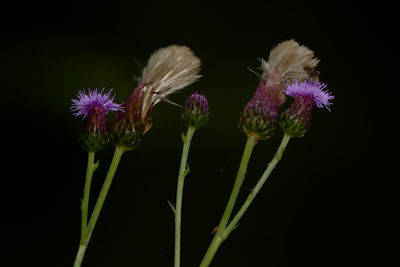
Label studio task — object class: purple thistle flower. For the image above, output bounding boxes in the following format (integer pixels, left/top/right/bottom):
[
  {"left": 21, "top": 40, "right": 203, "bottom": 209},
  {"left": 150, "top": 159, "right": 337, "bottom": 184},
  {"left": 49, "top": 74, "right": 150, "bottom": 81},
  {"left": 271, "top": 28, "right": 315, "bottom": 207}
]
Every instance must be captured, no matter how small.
[
  {"left": 184, "top": 92, "right": 210, "bottom": 115},
  {"left": 71, "top": 88, "right": 122, "bottom": 119},
  {"left": 182, "top": 92, "right": 210, "bottom": 128},
  {"left": 280, "top": 79, "right": 334, "bottom": 137},
  {"left": 71, "top": 88, "right": 122, "bottom": 152},
  {"left": 284, "top": 79, "right": 334, "bottom": 111}
]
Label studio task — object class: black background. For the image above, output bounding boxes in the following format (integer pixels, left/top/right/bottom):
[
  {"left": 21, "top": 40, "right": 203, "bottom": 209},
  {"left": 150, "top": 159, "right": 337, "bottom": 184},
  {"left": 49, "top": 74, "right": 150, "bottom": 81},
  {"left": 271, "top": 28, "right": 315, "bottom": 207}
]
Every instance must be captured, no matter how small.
[{"left": 1, "top": 0, "right": 394, "bottom": 266}]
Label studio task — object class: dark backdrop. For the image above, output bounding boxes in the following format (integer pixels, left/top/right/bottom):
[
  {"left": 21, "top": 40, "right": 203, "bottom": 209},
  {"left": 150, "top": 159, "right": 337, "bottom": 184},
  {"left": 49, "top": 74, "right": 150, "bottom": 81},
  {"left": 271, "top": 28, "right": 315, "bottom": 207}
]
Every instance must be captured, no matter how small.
[{"left": 1, "top": 0, "right": 394, "bottom": 266}]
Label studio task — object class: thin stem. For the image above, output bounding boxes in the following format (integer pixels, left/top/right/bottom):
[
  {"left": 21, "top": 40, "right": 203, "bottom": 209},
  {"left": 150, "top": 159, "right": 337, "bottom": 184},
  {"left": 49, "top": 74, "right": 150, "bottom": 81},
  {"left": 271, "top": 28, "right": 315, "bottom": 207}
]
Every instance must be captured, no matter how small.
[
  {"left": 217, "top": 135, "right": 258, "bottom": 231},
  {"left": 199, "top": 136, "right": 257, "bottom": 267},
  {"left": 73, "top": 146, "right": 125, "bottom": 267},
  {"left": 85, "top": 146, "right": 125, "bottom": 242},
  {"left": 73, "top": 244, "right": 87, "bottom": 267},
  {"left": 174, "top": 126, "right": 196, "bottom": 267},
  {"left": 225, "top": 134, "right": 291, "bottom": 236},
  {"left": 81, "top": 152, "right": 97, "bottom": 238},
  {"left": 199, "top": 135, "right": 291, "bottom": 267}
]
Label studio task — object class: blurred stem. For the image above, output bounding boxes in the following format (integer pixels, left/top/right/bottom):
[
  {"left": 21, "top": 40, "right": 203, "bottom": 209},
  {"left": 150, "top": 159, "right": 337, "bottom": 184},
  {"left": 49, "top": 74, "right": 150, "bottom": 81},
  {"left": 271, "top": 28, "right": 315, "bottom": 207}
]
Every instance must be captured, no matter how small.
[
  {"left": 73, "top": 146, "right": 125, "bottom": 267},
  {"left": 175, "top": 126, "right": 196, "bottom": 267},
  {"left": 199, "top": 135, "right": 257, "bottom": 267},
  {"left": 81, "top": 152, "right": 98, "bottom": 238}
]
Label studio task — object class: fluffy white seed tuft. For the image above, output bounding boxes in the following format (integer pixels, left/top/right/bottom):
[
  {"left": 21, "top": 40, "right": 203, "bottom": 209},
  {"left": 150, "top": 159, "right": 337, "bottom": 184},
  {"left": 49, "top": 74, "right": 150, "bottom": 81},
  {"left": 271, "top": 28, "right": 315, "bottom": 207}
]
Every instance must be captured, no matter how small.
[
  {"left": 138, "top": 45, "right": 201, "bottom": 117},
  {"left": 261, "top": 39, "right": 319, "bottom": 83}
]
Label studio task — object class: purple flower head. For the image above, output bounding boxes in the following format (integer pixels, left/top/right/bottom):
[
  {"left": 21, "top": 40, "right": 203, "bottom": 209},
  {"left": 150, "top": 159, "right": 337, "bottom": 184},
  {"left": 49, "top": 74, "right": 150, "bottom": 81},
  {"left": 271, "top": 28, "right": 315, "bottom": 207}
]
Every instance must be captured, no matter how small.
[
  {"left": 280, "top": 79, "right": 334, "bottom": 137},
  {"left": 243, "top": 81, "right": 280, "bottom": 117},
  {"left": 182, "top": 92, "right": 210, "bottom": 128},
  {"left": 184, "top": 92, "right": 210, "bottom": 115},
  {"left": 71, "top": 88, "right": 122, "bottom": 119},
  {"left": 239, "top": 81, "right": 281, "bottom": 140},
  {"left": 71, "top": 88, "right": 122, "bottom": 152},
  {"left": 284, "top": 79, "right": 334, "bottom": 111}
]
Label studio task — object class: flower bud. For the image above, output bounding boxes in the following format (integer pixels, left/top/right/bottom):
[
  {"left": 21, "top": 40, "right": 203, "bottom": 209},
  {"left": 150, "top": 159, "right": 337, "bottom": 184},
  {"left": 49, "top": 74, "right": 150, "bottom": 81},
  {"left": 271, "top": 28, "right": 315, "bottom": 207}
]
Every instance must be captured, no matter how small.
[
  {"left": 71, "top": 88, "right": 122, "bottom": 152},
  {"left": 280, "top": 79, "right": 333, "bottom": 137},
  {"left": 239, "top": 81, "right": 280, "bottom": 140},
  {"left": 182, "top": 92, "right": 210, "bottom": 128}
]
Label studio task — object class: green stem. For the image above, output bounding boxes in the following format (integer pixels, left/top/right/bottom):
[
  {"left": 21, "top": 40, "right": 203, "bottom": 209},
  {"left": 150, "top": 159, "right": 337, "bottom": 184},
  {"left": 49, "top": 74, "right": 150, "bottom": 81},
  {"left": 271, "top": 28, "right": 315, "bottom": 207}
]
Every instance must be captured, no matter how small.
[
  {"left": 199, "top": 136, "right": 257, "bottom": 267},
  {"left": 73, "top": 244, "right": 87, "bottom": 267},
  {"left": 81, "top": 152, "right": 97, "bottom": 238},
  {"left": 73, "top": 146, "right": 125, "bottom": 267},
  {"left": 174, "top": 126, "right": 196, "bottom": 267},
  {"left": 224, "top": 134, "right": 291, "bottom": 237}
]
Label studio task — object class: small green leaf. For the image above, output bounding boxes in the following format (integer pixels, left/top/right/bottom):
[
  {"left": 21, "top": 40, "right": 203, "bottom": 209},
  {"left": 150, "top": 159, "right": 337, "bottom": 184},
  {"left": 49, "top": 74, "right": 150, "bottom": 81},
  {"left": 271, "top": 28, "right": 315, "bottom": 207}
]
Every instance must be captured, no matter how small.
[
  {"left": 247, "top": 188, "right": 254, "bottom": 200},
  {"left": 167, "top": 200, "right": 176, "bottom": 215},
  {"left": 93, "top": 160, "right": 100, "bottom": 171},
  {"left": 181, "top": 132, "right": 187, "bottom": 144},
  {"left": 183, "top": 164, "right": 190, "bottom": 177}
]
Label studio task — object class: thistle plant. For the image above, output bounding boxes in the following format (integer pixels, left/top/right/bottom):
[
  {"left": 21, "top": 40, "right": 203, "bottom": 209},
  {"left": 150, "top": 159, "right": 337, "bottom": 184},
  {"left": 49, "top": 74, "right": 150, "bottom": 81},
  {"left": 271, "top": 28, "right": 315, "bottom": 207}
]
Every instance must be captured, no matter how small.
[
  {"left": 211, "top": 78, "right": 333, "bottom": 266},
  {"left": 71, "top": 45, "right": 201, "bottom": 267},
  {"left": 69, "top": 40, "right": 334, "bottom": 267},
  {"left": 70, "top": 88, "right": 122, "bottom": 267},
  {"left": 172, "top": 92, "right": 210, "bottom": 267},
  {"left": 200, "top": 39, "right": 328, "bottom": 266}
]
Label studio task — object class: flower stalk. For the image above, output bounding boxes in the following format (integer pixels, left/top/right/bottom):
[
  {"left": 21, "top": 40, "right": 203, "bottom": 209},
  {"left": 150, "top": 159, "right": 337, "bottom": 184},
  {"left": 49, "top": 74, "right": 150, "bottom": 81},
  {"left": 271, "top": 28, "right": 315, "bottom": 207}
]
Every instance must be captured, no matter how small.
[
  {"left": 199, "top": 135, "right": 290, "bottom": 267},
  {"left": 71, "top": 45, "right": 202, "bottom": 267},
  {"left": 199, "top": 135, "right": 257, "bottom": 267},
  {"left": 81, "top": 152, "right": 98, "bottom": 238},
  {"left": 200, "top": 39, "right": 322, "bottom": 266},
  {"left": 73, "top": 146, "right": 125, "bottom": 267},
  {"left": 174, "top": 92, "right": 209, "bottom": 267},
  {"left": 174, "top": 126, "right": 196, "bottom": 267},
  {"left": 225, "top": 134, "right": 291, "bottom": 236}
]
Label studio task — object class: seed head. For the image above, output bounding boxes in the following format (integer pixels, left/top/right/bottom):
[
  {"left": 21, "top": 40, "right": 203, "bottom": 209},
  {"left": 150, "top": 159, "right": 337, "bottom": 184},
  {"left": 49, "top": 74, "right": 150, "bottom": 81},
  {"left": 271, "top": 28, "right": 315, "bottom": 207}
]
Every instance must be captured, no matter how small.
[
  {"left": 138, "top": 45, "right": 201, "bottom": 120},
  {"left": 112, "top": 45, "right": 201, "bottom": 150},
  {"left": 261, "top": 39, "right": 320, "bottom": 84}
]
